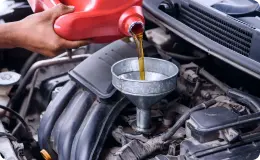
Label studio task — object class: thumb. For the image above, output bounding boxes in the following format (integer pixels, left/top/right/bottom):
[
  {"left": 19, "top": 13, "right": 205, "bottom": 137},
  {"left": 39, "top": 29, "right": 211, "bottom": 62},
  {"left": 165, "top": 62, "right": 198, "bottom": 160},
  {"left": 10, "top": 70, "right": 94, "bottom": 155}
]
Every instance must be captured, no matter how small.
[{"left": 51, "top": 4, "right": 75, "bottom": 19}]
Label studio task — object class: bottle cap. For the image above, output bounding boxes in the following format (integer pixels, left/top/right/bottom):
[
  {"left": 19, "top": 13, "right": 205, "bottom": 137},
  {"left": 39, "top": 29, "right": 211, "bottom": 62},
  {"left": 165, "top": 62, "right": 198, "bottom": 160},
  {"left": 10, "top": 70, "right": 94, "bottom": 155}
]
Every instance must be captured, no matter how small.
[
  {"left": 0, "top": 71, "right": 21, "bottom": 86},
  {"left": 40, "top": 150, "right": 52, "bottom": 160}
]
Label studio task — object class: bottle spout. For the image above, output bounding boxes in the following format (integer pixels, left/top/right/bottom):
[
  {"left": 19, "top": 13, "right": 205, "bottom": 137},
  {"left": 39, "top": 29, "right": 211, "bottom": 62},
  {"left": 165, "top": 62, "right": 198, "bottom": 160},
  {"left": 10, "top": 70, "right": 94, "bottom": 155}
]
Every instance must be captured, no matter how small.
[
  {"left": 119, "top": 6, "right": 145, "bottom": 36},
  {"left": 129, "top": 20, "right": 144, "bottom": 35}
]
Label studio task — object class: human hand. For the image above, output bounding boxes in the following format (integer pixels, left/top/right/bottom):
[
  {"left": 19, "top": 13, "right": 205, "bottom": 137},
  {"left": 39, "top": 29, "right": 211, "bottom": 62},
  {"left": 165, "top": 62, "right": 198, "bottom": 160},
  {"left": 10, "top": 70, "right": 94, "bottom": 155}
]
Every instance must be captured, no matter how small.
[{"left": 13, "top": 4, "right": 89, "bottom": 57}]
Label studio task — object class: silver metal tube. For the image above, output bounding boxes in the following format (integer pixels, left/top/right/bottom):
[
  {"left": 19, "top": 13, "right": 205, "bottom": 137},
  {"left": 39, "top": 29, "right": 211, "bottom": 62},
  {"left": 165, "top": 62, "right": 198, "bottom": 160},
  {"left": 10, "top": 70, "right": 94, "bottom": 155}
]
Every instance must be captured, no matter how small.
[
  {"left": 8, "top": 54, "right": 91, "bottom": 109},
  {"left": 136, "top": 108, "right": 151, "bottom": 129},
  {"left": 27, "top": 54, "right": 90, "bottom": 77}
]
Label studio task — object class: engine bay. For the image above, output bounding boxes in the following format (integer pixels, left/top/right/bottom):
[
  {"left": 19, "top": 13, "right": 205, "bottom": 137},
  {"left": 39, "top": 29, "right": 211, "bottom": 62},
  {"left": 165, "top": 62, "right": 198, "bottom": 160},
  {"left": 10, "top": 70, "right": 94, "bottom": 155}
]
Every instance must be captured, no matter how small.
[{"left": 1, "top": 0, "right": 260, "bottom": 160}]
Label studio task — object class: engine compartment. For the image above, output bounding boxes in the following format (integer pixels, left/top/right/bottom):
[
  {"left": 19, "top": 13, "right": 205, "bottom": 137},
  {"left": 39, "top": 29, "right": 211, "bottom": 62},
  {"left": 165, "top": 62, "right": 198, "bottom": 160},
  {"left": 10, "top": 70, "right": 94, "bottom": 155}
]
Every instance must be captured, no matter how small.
[
  {"left": 1, "top": 32, "right": 260, "bottom": 160},
  {"left": 1, "top": 1, "right": 260, "bottom": 160}
]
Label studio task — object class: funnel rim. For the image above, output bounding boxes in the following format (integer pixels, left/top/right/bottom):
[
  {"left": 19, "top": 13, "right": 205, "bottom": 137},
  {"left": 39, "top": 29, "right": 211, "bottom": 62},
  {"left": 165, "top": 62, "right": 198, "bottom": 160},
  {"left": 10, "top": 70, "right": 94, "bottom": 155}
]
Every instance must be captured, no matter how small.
[
  {"left": 111, "top": 57, "right": 179, "bottom": 83},
  {"left": 113, "top": 86, "right": 175, "bottom": 97}
]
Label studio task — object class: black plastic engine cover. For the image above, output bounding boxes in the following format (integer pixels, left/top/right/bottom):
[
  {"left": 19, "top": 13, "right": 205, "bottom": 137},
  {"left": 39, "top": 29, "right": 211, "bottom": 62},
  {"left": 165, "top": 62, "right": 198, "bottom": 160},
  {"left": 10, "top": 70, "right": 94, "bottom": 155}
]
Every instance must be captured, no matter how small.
[
  {"left": 181, "top": 139, "right": 260, "bottom": 160},
  {"left": 143, "top": 0, "right": 260, "bottom": 79},
  {"left": 51, "top": 90, "right": 96, "bottom": 160},
  {"left": 69, "top": 40, "right": 137, "bottom": 99},
  {"left": 71, "top": 96, "right": 129, "bottom": 160},
  {"left": 187, "top": 107, "right": 239, "bottom": 143},
  {"left": 39, "top": 40, "right": 139, "bottom": 160},
  {"left": 190, "top": 107, "right": 238, "bottom": 130}
]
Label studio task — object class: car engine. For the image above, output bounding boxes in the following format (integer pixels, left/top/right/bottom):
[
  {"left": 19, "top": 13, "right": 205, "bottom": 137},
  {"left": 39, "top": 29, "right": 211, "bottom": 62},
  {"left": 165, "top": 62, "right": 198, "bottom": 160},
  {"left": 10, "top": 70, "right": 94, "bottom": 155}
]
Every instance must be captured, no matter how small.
[{"left": 1, "top": 0, "right": 260, "bottom": 160}]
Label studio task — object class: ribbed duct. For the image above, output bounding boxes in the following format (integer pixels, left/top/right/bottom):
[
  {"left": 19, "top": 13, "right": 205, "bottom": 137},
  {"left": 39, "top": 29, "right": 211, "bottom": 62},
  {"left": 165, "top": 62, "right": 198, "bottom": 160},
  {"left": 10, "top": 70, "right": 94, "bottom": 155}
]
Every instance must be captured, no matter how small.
[{"left": 179, "top": 5, "right": 253, "bottom": 57}]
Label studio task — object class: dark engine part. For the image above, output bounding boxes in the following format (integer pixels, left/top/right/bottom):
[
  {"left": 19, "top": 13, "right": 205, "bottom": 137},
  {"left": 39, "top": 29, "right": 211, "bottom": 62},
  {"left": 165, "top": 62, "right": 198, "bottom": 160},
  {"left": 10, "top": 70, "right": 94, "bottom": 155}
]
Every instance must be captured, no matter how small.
[
  {"left": 143, "top": 0, "right": 260, "bottom": 79},
  {"left": 211, "top": 0, "right": 259, "bottom": 16},
  {"left": 187, "top": 107, "right": 239, "bottom": 143},
  {"left": 36, "top": 39, "right": 260, "bottom": 160},
  {"left": 188, "top": 110, "right": 260, "bottom": 136},
  {"left": 51, "top": 89, "right": 96, "bottom": 160},
  {"left": 38, "top": 81, "right": 77, "bottom": 160},
  {"left": 181, "top": 138, "right": 260, "bottom": 160},
  {"left": 144, "top": 100, "right": 260, "bottom": 159},
  {"left": 100, "top": 57, "right": 260, "bottom": 160},
  {"left": 174, "top": 0, "right": 260, "bottom": 61},
  {"left": 181, "top": 137, "right": 260, "bottom": 160},
  {"left": 38, "top": 40, "right": 138, "bottom": 160},
  {"left": 3, "top": 0, "right": 260, "bottom": 159},
  {"left": 0, "top": 120, "right": 24, "bottom": 160},
  {"left": 177, "top": 68, "right": 260, "bottom": 160},
  {"left": 40, "top": 74, "right": 70, "bottom": 107},
  {"left": 71, "top": 96, "right": 129, "bottom": 160},
  {"left": 69, "top": 41, "right": 137, "bottom": 99},
  {"left": 0, "top": 0, "right": 32, "bottom": 22}
]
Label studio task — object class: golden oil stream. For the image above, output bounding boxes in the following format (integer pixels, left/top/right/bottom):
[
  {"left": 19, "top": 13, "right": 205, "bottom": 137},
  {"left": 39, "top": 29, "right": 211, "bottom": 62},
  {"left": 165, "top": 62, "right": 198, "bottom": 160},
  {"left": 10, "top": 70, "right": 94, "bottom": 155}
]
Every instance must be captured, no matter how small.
[{"left": 132, "top": 32, "right": 145, "bottom": 80}]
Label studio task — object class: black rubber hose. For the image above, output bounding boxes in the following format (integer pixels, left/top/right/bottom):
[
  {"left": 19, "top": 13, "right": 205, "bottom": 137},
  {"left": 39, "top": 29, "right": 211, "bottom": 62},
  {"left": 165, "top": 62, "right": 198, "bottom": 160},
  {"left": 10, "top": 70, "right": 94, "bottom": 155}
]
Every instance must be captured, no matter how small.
[
  {"left": 0, "top": 132, "right": 17, "bottom": 141},
  {"left": 199, "top": 68, "right": 230, "bottom": 93},
  {"left": 12, "top": 69, "right": 40, "bottom": 136},
  {"left": 0, "top": 105, "right": 30, "bottom": 134},
  {"left": 20, "top": 53, "right": 40, "bottom": 77},
  {"left": 156, "top": 47, "right": 207, "bottom": 61},
  {"left": 166, "top": 102, "right": 190, "bottom": 115},
  {"left": 227, "top": 89, "right": 260, "bottom": 113},
  {"left": 199, "top": 68, "right": 260, "bottom": 113},
  {"left": 20, "top": 69, "right": 39, "bottom": 118},
  {"left": 164, "top": 102, "right": 190, "bottom": 127},
  {"left": 162, "top": 99, "right": 217, "bottom": 141}
]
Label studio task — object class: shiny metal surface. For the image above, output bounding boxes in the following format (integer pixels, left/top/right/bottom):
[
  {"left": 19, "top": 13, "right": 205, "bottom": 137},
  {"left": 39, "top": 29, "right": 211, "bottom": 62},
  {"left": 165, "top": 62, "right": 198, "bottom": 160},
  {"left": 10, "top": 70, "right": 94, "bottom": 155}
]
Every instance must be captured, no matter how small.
[
  {"left": 111, "top": 57, "right": 178, "bottom": 133},
  {"left": 112, "top": 57, "right": 178, "bottom": 96},
  {"left": 137, "top": 108, "right": 151, "bottom": 129}
]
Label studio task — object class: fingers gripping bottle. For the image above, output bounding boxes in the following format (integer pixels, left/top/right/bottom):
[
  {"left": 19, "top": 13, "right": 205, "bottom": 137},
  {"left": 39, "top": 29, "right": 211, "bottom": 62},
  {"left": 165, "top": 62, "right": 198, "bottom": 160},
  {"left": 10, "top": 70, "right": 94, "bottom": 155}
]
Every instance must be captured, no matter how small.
[{"left": 27, "top": 0, "right": 145, "bottom": 43}]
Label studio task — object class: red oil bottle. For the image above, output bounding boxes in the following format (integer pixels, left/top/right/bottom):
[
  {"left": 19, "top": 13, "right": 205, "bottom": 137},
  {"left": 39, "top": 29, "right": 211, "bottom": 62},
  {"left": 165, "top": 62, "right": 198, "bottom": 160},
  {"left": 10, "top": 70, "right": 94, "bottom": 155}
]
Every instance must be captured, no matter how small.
[{"left": 27, "top": 0, "right": 144, "bottom": 43}]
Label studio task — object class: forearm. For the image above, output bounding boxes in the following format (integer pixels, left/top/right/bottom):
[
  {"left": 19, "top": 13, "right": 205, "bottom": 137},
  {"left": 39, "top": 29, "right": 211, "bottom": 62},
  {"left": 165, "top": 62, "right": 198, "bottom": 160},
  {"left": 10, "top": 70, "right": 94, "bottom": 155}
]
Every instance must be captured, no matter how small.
[
  {"left": 0, "top": 22, "right": 19, "bottom": 48},
  {"left": 0, "top": 4, "right": 88, "bottom": 56}
]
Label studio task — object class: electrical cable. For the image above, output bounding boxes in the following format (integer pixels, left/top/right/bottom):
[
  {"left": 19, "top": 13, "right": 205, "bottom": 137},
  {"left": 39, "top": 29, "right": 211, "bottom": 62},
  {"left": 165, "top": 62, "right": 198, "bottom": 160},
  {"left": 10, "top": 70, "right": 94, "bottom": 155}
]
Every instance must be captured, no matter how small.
[
  {"left": 12, "top": 69, "right": 39, "bottom": 136},
  {"left": 0, "top": 132, "right": 17, "bottom": 141},
  {"left": 162, "top": 99, "right": 217, "bottom": 141},
  {"left": 199, "top": 68, "right": 260, "bottom": 112},
  {"left": 21, "top": 69, "right": 39, "bottom": 118},
  {"left": 20, "top": 53, "right": 41, "bottom": 77},
  {"left": 0, "top": 105, "right": 30, "bottom": 135}
]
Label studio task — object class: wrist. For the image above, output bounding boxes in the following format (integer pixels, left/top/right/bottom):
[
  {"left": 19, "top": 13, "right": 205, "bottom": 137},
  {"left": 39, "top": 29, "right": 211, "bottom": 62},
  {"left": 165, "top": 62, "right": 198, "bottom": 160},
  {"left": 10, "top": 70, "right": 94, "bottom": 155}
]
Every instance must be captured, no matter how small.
[
  {"left": 5, "top": 21, "right": 25, "bottom": 48},
  {"left": 0, "top": 22, "right": 18, "bottom": 48}
]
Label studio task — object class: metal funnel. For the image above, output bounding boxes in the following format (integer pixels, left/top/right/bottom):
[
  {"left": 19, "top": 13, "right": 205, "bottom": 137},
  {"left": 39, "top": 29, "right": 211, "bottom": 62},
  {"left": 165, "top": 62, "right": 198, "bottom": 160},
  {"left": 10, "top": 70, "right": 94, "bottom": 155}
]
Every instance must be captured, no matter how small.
[{"left": 111, "top": 57, "right": 178, "bottom": 133}]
